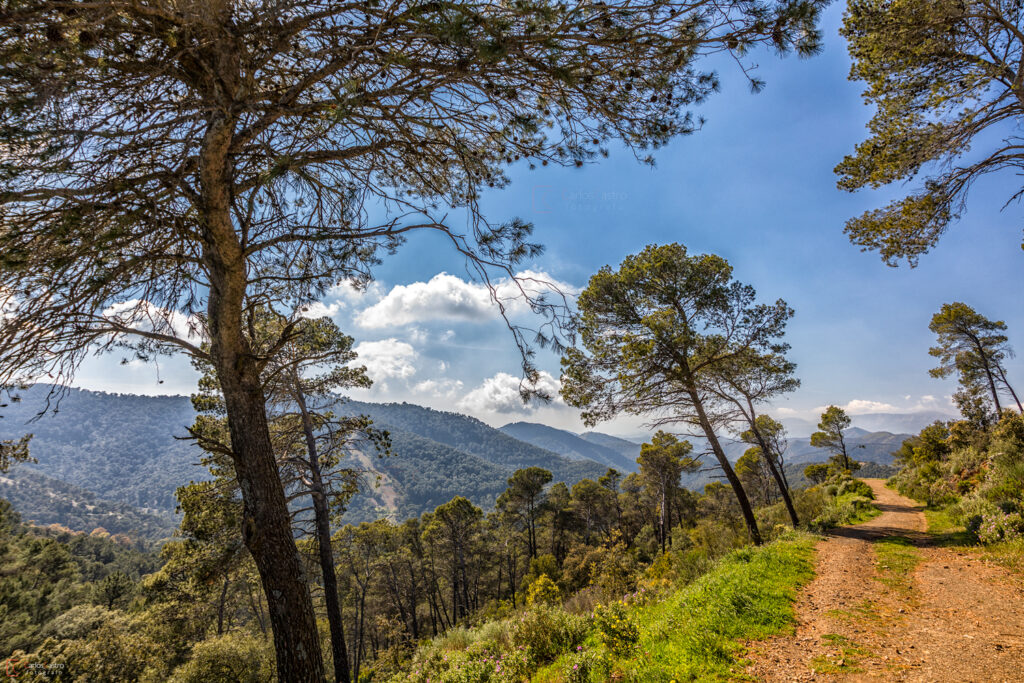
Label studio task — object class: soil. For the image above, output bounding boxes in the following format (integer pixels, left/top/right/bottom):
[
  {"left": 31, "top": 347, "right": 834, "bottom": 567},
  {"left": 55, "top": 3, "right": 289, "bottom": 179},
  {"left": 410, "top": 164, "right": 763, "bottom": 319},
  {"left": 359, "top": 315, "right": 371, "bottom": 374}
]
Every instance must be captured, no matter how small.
[{"left": 745, "top": 479, "right": 1024, "bottom": 682}]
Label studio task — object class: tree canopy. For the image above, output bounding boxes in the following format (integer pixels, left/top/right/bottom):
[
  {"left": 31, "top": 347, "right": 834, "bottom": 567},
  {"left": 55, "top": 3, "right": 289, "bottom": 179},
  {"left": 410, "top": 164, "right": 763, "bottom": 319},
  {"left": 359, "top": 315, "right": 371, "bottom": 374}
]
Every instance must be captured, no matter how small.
[
  {"left": 0, "top": 3, "right": 827, "bottom": 676},
  {"left": 929, "top": 302, "right": 1023, "bottom": 418},
  {"left": 837, "top": 0, "right": 1024, "bottom": 265},
  {"left": 810, "top": 405, "right": 856, "bottom": 472},
  {"left": 560, "top": 243, "right": 795, "bottom": 545}
]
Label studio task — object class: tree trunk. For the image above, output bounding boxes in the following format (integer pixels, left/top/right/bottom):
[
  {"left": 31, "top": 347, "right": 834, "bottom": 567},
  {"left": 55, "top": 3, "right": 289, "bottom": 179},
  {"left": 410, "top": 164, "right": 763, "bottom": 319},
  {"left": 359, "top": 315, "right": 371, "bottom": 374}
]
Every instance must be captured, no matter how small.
[
  {"left": 996, "top": 366, "right": 1024, "bottom": 413},
  {"left": 294, "top": 378, "right": 351, "bottom": 683},
  {"left": 202, "top": 112, "right": 324, "bottom": 681},
  {"left": 746, "top": 420, "right": 799, "bottom": 527},
  {"left": 219, "top": 375, "right": 326, "bottom": 681},
  {"left": 764, "top": 458, "right": 799, "bottom": 526},
  {"left": 687, "top": 389, "right": 762, "bottom": 545},
  {"left": 217, "top": 574, "right": 230, "bottom": 636}
]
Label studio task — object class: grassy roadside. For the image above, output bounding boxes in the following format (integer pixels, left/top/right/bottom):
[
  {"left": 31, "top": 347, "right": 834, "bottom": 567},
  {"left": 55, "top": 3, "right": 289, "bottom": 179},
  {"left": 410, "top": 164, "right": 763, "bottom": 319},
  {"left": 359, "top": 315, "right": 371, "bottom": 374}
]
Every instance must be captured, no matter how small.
[
  {"left": 923, "top": 506, "right": 1024, "bottom": 575},
  {"left": 810, "top": 488, "right": 881, "bottom": 531},
  {"left": 391, "top": 532, "right": 820, "bottom": 683},
  {"left": 537, "top": 532, "right": 818, "bottom": 682}
]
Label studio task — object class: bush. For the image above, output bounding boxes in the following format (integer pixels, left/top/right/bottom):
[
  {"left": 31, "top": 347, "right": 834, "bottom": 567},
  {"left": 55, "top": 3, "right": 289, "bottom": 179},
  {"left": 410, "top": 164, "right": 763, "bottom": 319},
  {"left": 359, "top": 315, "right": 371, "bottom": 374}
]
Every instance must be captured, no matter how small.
[
  {"left": 508, "top": 607, "right": 588, "bottom": 664},
  {"left": 837, "top": 478, "right": 874, "bottom": 499},
  {"left": 561, "top": 648, "right": 598, "bottom": 683},
  {"left": 810, "top": 494, "right": 876, "bottom": 531},
  {"left": 593, "top": 601, "right": 639, "bottom": 656},
  {"left": 168, "top": 632, "right": 275, "bottom": 683},
  {"left": 526, "top": 575, "right": 561, "bottom": 607},
  {"left": 976, "top": 510, "right": 1024, "bottom": 544}
]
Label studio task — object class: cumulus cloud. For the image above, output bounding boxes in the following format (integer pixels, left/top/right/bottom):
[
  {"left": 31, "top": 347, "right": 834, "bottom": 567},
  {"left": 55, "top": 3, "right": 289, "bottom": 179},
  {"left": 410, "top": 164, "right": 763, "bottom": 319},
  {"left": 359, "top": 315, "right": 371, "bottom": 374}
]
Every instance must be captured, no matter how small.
[
  {"left": 352, "top": 338, "right": 417, "bottom": 381},
  {"left": 814, "top": 396, "right": 952, "bottom": 416},
  {"left": 457, "top": 370, "right": 562, "bottom": 414},
  {"left": 355, "top": 270, "right": 575, "bottom": 329},
  {"left": 412, "top": 378, "right": 464, "bottom": 399},
  {"left": 298, "top": 301, "right": 342, "bottom": 319}
]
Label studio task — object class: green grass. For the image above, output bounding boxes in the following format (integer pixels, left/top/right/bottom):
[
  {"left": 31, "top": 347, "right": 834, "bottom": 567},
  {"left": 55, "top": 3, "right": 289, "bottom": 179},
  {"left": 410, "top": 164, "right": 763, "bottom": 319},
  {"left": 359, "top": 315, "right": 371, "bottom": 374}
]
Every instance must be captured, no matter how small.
[
  {"left": 571, "top": 532, "right": 818, "bottom": 682},
  {"left": 923, "top": 507, "right": 974, "bottom": 547},
  {"left": 825, "top": 599, "right": 882, "bottom": 626},
  {"left": 809, "top": 634, "right": 872, "bottom": 674},
  {"left": 923, "top": 506, "right": 1024, "bottom": 575},
  {"left": 810, "top": 492, "right": 881, "bottom": 531},
  {"left": 873, "top": 537, "right": 920, "bottom": 595},
  {"left": 392, "top": 533, "right": 819, "bottom": 683}
]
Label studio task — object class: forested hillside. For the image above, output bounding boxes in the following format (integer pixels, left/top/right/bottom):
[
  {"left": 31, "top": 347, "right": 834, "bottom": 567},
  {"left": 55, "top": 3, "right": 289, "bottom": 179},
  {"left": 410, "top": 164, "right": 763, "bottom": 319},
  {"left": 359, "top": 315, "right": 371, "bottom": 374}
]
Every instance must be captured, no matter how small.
[
  {"left": 499, "top": 422, "right": 638, "bottom": 472},
  {"left": 0, "top": 387, "right": 612, "bottom": 533},
  {"left": 0, "top": 385, "right": 200, "bottom": 513},
  {"left": 0, "top": 468, "right": 176, "bottom": 542},
  {"left": 341, "top": 400, "right": 608, "bottom": 482}
]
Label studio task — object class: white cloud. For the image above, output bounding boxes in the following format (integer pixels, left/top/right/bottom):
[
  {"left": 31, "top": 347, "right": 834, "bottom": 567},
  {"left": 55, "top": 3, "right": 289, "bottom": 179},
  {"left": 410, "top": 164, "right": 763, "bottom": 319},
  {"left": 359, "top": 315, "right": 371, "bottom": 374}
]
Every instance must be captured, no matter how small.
[
  {"left": 457, "top": 370, "right": 563, "bottom": 414},
  {"left": 813, "top": 396, "right": 953, "bottom": 416},
  {"left": 355, "top": 271, "right": 575, "bottom": 329},
  {"left": 813, "top": 399, "right": 898, "bottom": 415},
  {"left": 298, "top": 301, "right": 342, "bottom": 319},
  {"left": 773, "top": 406, "right": 802, "bottom": 417},
  {"left": 352, "top": 339, "right": 417, "bottom": 381},
  {"left": 412, "top": 378, "right": 464, "bottom": 399}
]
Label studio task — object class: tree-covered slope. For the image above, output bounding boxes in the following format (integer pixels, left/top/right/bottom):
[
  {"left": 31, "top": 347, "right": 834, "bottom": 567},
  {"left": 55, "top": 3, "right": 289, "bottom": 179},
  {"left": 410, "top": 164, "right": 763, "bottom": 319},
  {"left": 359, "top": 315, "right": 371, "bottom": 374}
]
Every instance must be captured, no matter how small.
[
  {"left": 341, "top": 400, "right": 607, "bottom": 482},
  {"left": 0, "top": 387, "right": 610, "bottom": 533},
  {"left": 499, "top": 422, "right": 637, "bottom": 472},
  {"left": 579, "top": 431, "right": 644, "bottom": 463},
  {"left": 0, "top": 467, "right": 176, "bottom": 542},
  {"left": 0, "top": 385, "right": 202, "bottom": 513},
  {"left": 342, "top": 425, "right": 511, "bottom": 523}
]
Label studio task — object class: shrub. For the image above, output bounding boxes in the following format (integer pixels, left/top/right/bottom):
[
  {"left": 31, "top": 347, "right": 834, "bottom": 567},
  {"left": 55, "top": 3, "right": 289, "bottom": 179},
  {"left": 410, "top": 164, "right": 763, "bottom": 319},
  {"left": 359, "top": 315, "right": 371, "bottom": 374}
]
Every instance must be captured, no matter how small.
[
  {"left": 976, "top": 510, "right": 1024, "bottom": 544},
  {"left": 837, "top": 478, "right": 874, "bottom": 499},
  {"left": 810, "top": 494, "right": 876, "bottom": 531},
  {"left": 593, "top": 601, "right": 639, "bottom": 656},
  {"left": 508, "top": 607, "right": 588, "bottom": 664},
  {"left": 526, "top": 575, "right": 561, "bottom": 607},
  {"left": 562, "top": 648, "right": 598, "bottom": 683},
  {"left": 168, "top": 632, "right": 275, "bottom": 683}
]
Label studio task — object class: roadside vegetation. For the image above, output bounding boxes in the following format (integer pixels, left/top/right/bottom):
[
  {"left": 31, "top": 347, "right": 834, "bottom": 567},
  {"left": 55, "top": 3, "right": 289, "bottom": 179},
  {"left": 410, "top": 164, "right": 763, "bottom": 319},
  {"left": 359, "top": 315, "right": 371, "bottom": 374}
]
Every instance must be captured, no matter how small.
[
  {"left": 388, "top": 532, "right": 817, "bottom": 683},
  {"left": 886, "top": 303, "right": 1024, "bottom": 575}
]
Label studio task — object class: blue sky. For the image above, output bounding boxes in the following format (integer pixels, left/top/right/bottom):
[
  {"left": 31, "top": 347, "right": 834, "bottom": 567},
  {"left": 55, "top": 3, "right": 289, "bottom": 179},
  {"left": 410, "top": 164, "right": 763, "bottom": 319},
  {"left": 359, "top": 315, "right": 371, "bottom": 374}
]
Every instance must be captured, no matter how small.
[{"left": 73, "top": 4, "right": 1024, "bottom": 436}]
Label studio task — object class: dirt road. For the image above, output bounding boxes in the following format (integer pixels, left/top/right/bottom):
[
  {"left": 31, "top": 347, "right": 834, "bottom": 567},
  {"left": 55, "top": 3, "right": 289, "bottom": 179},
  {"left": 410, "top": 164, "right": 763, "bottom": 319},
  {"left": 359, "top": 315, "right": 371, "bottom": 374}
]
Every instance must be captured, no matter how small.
[{"left": 746, "top": 479, "right": 1024, "bottom": 682}]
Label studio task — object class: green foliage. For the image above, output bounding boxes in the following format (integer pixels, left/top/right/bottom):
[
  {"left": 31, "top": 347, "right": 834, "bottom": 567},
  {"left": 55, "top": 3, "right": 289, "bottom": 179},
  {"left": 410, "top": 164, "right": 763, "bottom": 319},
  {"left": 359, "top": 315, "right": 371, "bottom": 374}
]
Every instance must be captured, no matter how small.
[
  {"left": 928, "top": 302, "right": 1020, "bottom": 420},
  {"left": 0, "top": 386, "right": 201, "bottom": 515},
  {"left": 598, "top": 533, "right": 817, "bottom": 681},
  {"left": 810, "top": 406, "right": 857, "bottom": 472},
  {"left": 167, "top": 632, "right": 275, "bottom": 683},
  {"left": 837, "top": 0, "right": 1024, "bottom": 264},
  {"left": 509, "top": 607, "right": 589, "bottom": 664},
  {"left": 0, "top": 467, "right": 176, "bottom": 542},
  {"left": 807, "top": 474, "right": 879, "bottom": 531},
  {"left": 593, "top": 600, "right": 640, "bottom": 655},
  {"left": 525, "top": 575, "right": 561, "bottom": 607},
  {"left": 804, "top": 463, "right": 830, "bottom": 485}
]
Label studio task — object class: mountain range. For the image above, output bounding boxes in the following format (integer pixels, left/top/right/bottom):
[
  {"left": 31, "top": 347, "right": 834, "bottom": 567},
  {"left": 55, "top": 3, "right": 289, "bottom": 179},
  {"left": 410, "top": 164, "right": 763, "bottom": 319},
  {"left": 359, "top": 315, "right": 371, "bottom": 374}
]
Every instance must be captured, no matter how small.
[{"left": 0, "top": 386, "right": 919, "bottom": 541}]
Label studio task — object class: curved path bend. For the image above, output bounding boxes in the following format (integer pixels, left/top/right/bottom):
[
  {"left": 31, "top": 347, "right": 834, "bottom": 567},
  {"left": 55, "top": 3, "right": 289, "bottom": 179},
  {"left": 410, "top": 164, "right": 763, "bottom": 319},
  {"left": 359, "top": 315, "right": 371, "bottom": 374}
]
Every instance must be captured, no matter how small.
[{"left": 746, "top": 479, "right": 1024, "bottom": 682}]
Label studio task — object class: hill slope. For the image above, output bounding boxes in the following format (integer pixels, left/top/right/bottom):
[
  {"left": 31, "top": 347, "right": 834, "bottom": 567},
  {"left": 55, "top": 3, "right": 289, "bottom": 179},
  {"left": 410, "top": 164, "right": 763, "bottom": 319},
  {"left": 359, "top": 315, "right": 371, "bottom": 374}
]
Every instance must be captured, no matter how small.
[
  {"left": 0, "top": 387, "right": 610, "bottom": 531},
  {"left": 498, "top": 422, "right": 637, "bottom": 472},
  {"left": 0, "top": 385, "right": 201, "bottom": 512},
  {"left": 0, "top": 466, "right": 177, "bottom": 542},
  {"left": 340, "top": 400, "right": 607, "bottom": 484}
]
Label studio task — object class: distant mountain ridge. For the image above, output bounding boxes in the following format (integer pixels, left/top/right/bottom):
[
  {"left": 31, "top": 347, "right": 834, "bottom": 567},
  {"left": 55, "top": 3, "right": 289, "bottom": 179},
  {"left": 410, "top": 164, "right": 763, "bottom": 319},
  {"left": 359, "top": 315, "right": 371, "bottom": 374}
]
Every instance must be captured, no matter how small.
[
  {"left": 498, "top": 422, "right": 637, "bottom": 472},
  {"left": 0, "top": 387, "right": 608, "bottom": 534},
  {"left": 0, "top": 386, "right": 918, "bottom": 538}
]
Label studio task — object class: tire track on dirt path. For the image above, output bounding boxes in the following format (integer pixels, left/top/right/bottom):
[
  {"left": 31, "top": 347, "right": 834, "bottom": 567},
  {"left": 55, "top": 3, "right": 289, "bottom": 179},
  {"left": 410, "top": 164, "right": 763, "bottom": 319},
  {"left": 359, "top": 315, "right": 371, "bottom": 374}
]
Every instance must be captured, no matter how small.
[{"left": 745, "top": 479, "right": 1024, "bottom": 682}]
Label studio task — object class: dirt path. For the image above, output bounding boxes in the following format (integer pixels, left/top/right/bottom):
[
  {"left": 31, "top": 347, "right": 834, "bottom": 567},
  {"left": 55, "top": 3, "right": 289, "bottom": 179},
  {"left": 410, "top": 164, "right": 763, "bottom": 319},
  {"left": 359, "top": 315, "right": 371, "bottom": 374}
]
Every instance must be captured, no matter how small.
[{"left": 746, "top": 479, "right": 1024, "bottom": 682}]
